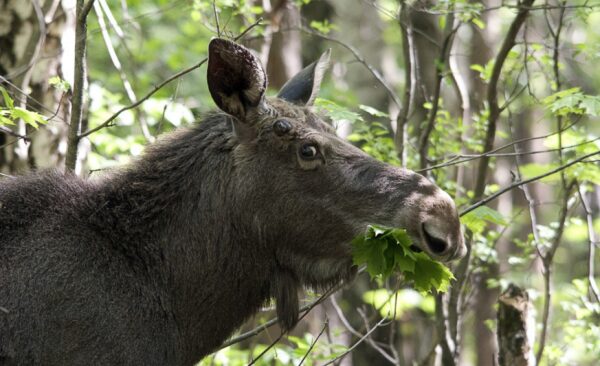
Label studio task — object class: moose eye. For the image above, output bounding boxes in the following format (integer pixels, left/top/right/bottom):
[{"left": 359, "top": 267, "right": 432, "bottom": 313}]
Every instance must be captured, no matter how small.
[
  {"left": 299, "top": 144, "right": 319, "bottom": 160},
  {"left": 273, "top": 120, "right": 292, "bottom": 136}
]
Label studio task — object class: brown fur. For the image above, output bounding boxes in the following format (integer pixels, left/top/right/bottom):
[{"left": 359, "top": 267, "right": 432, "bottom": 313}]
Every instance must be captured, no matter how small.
[{"left": 0, "top": 39, "right": 465, "bottom": 365}]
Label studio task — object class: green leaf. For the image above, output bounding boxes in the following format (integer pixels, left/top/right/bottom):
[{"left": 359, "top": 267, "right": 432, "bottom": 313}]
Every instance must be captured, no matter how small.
[
  {"left": 315, "top": 98, "right": 363, "bottom": 124},
  {"left": 461, "top": 206, "right": 508, "bottom": 234},
  {"left": 580, "top": 95, "right": 600, "bottom": 116},
  {"left": 359, "top": 104, "right": 389, "bottom": 118},
  {"left": 351, "top": 225, "right": 455, "bottom": 293},
  {"left": 0, "top": 115, "right": 15, "bottom": 126},
  {"left": 0, "top": 86, "right": 14, "bottom": 109},
  {"left": 11, "top": 107, "right": 46, "bottom": 128},
  {"left": 48, "top": 76, "right": 71, "bottom": 92}
]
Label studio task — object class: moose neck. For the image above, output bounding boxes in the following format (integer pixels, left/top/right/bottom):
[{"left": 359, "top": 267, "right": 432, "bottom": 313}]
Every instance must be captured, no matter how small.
[{"left": 94, "top": 114, "right": 274, "bottom": 362}]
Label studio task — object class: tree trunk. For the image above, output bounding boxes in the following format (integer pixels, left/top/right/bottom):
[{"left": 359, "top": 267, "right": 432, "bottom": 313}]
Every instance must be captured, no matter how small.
[
  {"left": 0, "top": 0, "right": 72, "bottom": 174},
  {"left": 497, "top": 284, "right": 535, "bottom": 366}
]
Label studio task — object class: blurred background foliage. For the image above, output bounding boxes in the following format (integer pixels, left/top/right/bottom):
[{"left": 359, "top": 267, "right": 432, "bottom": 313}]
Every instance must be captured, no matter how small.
[{"left": 1, "top": 0, "right": 599, "bottom": 365}]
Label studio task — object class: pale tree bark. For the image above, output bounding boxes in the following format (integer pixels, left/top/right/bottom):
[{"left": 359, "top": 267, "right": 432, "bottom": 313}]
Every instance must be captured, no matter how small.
[
  {"left": 0, "top": 0, "right": 74, "bottom": 174},
  {"left": 266, "top": 0, "right": 302, "bottom": 89}
]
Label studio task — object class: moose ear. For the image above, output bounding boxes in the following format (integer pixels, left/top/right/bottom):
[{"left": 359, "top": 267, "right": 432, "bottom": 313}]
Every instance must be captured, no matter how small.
[
  {"left": 207, "top": 38, "right": 267, "bottom": 124},
  {"left": 277, "top": 49, "right": 331, "bottom": 106}
]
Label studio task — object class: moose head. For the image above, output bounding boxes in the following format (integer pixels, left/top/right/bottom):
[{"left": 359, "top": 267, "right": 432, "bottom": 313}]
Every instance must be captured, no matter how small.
[{"left": 205, "top": 38, "right": 466, "bottom": 329}]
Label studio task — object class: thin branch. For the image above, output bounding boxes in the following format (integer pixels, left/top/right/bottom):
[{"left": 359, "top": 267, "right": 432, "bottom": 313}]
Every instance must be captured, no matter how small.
[
  {"left": 460, "top": 150, "right": 600, "bottom": 216},
  {"left": 577, "top": 183, "right": 600, "bottom": 303},
  {"left": 298, "top": 319, "right": 328, "bottom": 366},
  {"left": 330, "top": 296, "right": 397, "bottom": 364},
  {"left": 321, "top": 317, "right": 388, "bottom": 366},
  {"left": 418, "top": 14, "right": 459, "bottom": 170},
  {"left": 418, "top": 118, "right": 583, "bottom": 172},
  {"left": 81, "top": 0, "right": 95, "bottom": 19},
  {"left": 0, "top": 126, "right": 30, "bottom": 142},
  {"left": 212, "top": 0, "right": 221, "bottom": 37}
]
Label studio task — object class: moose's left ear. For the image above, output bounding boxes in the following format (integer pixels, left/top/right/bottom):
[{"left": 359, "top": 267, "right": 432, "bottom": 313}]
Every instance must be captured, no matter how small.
[
  {"left": 207, "top": 38, "right": 267, "bottom": 121},
  {"left": 277, "top": 49, "right": 331, "bottom": 106}
]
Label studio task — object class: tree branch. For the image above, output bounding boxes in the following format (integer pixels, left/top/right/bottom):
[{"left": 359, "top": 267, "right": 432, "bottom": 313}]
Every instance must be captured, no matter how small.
[
  {"left": 65, "top": 0, "right": 95, "bottom": 171},
  {"left": 460, "top": 150, "right": 600, "bottom": 216},
  {"left": 473, "top": 0, "right": 536, "bottom": 200}
]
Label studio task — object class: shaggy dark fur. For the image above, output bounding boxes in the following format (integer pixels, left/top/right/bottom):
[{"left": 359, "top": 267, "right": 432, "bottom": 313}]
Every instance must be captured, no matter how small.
[{"left": 0, "top": 39, "right": 465, "bottom": 365}]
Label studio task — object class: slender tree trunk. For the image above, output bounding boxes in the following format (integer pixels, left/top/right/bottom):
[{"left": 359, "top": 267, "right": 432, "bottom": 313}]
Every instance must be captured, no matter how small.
[{"left": 0, "top": 0, "right": 72, "bottom": 174}]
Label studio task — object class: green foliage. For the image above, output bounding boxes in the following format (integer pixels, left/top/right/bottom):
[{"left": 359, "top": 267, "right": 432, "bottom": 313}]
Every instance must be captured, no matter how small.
[
  {"left": 199, "top": 333, "right": 347, "bottom": 366},
  {"left": 362, "top": 288, "right": 435, "bottom": 320},
  {"left": 309, "top": 19, "right": 338, "bottom": 34},
  {"left": 351, "top": 225, "right": 455, "bottom": 293},
  {"left": 0, "top": 87, "right": 46, "bottom": 128},
  {"left": 543, "top": 87, "right": 600, "bottom": 116},
  {"left": 461, "top": 206, "right": 507, "bottom": 235},
  {"left": 48, "top": 76, "right": 71, "bottom": 93}
]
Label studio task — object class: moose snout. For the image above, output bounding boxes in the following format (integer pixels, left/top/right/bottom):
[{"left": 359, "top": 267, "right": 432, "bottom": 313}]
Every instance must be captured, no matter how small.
[{"left": 420, "top": 218, "right": 466, "bottom": 262}]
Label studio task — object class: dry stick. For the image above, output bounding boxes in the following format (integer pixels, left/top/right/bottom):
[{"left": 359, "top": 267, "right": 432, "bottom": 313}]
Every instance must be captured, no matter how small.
[
  {"left": 65, "top": 0, "right": 95, "bottom": 171},
  {"left": 79, "top": 18, "right": 263, "bottom": 139},
  {"left": 577, "top": 183, "right": 600, "bottom": 303},
  {"left": 459, "top": 150, "right": 599, "bottom": 216}
]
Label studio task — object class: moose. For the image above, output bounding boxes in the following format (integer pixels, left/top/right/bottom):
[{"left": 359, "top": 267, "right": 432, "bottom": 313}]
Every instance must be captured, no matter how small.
[{"left": 0, "top": 39, "right": 465, "bottom": 365}]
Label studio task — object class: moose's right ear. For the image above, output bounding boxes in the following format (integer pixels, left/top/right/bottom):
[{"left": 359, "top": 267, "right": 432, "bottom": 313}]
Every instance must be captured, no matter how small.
[
  {"left": 207, "top": 38, "right": 267, "bottom": 123},
  {"left": 277, "top": 49, "right": 331, "bottom": 106}
]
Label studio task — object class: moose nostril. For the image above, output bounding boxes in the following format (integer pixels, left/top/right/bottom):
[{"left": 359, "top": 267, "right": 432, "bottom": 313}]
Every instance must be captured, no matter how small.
[{"left": 422, "top": 223, "right": 449, "bottom": 255}]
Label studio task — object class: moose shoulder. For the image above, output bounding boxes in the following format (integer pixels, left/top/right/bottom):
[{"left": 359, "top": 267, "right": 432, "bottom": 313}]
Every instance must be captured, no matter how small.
[{"left": 0, "top": 39, "right": 466, "bottom": 366}]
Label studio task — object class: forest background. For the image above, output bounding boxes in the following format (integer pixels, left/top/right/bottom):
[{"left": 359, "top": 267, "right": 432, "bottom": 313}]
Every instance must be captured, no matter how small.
[{"left": 0, "top": 0, "right": 599, "bottom": 365}]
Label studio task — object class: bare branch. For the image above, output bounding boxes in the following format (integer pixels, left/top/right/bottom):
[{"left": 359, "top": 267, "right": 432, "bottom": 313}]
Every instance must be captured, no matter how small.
[
  {"left": 460, "top": 150, "right": 600, "bottom": 216},
  {"left": 298, "top": 319, "right": 328, "bottom": 366},
  {"left": 321, "top": 317, "right": 389, "bottom": 366}
]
